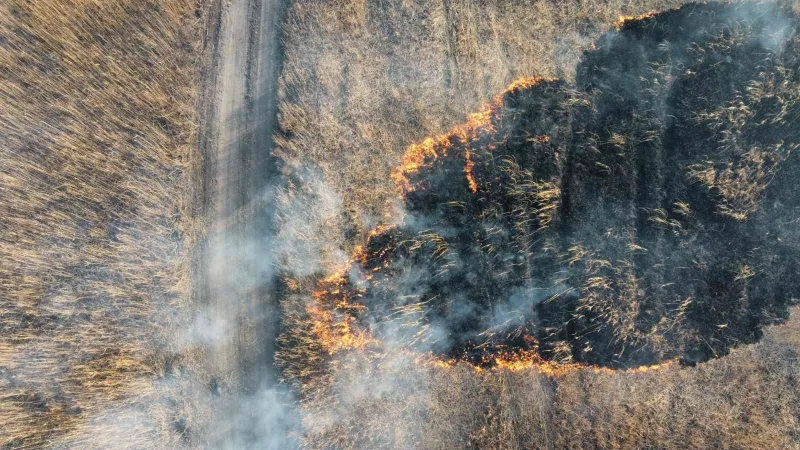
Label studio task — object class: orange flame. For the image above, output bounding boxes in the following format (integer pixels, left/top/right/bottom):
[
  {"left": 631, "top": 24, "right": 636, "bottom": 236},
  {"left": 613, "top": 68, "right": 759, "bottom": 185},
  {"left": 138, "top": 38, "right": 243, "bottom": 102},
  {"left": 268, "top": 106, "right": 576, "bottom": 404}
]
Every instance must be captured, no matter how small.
[
  {"left": 308, "top": 75, "right": 680, "bottom": 378},
  {"left": 410, "top": 346, "right": 677, "bottom": 377},
  {"left": 309, "top": 266, "right": 678, "bottom": 375},
  {"left": 613, "top": 11, "right": 659, "bottom": 30},
  {"left": 307, "top": 303, "right": 374, "bottom": 354},
  {"left": 391, "top": 77, "right": 552, "bottom": 195},
  {"left": 391, "top": 135, "right": 452, "bottom": 193},
  {"left": 464, "top": 149, "right": 478, "bottom": 193}
]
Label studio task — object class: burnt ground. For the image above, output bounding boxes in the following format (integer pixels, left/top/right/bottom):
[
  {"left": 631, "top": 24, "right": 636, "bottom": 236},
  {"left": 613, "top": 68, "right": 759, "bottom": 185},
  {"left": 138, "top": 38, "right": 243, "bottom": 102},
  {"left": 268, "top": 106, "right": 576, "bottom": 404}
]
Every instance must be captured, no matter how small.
[{"left": 311, "top": 2, "right": 800, "bottom": 369}]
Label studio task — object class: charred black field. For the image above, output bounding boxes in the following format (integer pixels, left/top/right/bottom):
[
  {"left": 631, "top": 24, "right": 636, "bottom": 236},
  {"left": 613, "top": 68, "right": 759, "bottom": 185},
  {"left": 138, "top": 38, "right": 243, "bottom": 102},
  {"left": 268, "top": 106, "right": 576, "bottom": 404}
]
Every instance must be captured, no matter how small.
[
  {"left": 7, "top": 0, "right": 800, "bottom": 448},
  {"left": 302, "top": 2, "right": 800, "bottom": 370}
]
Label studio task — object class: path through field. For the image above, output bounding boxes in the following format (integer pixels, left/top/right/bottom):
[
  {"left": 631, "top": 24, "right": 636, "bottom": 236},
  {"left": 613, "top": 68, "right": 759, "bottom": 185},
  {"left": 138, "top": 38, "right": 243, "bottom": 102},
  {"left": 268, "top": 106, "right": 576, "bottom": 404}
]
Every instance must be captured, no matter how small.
[{"left": 196, "top": 0, "right": 286, "bottom": 445}]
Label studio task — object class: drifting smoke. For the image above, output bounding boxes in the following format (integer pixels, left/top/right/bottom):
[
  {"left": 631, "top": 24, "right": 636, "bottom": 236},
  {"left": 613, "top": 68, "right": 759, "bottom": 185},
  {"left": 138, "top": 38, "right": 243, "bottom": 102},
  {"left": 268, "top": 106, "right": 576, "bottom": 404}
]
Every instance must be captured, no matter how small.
[{"left": 283, "top": 1, "right": 800, "bottom": 376}]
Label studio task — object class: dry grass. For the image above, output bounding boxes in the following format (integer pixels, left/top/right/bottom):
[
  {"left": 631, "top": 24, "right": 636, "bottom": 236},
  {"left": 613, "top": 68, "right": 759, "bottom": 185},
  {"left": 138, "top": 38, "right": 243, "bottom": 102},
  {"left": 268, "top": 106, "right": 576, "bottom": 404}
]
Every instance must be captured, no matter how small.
[
  {"left": 276, "top": 1, "right": 800, "bottom": 448},
  {"left": 3, "top": 0, "right": 798, "bottom": 447},
  {"left": 552, "top": 311, "right": 800, "bottom": 450},
  {"left": 283, "top": 305, "right": 800, "bottom": 449},
  {"left": 276, "top": 0, "right": 688, "bottom": 250},
  {"left": 0, "top": 1, "right": 212, "bottom": 447}
]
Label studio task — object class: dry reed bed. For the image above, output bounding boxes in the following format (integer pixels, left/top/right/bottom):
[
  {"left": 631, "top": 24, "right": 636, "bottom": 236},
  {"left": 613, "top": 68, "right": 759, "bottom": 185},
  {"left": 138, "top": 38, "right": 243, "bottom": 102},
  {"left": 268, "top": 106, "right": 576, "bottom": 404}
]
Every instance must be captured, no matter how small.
[
  {"left": 276, "top": 0, "right": 689, "bottom": 258},
  {"left": 276, "top": 1, "right": 800, "bottom": 448},
  {"left": 285, "top": 306, "right": 800, "bottom": 449},
  {"left": 0, "top": 1, "right": 210, "bottom": 447}
]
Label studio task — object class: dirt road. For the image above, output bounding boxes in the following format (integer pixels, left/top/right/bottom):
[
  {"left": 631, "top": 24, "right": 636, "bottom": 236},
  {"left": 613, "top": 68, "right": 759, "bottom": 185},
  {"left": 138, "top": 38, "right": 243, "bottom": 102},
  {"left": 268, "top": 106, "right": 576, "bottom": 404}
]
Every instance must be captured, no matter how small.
[{"left": 195, "top": 0, "right": 286, "bottom": 444}]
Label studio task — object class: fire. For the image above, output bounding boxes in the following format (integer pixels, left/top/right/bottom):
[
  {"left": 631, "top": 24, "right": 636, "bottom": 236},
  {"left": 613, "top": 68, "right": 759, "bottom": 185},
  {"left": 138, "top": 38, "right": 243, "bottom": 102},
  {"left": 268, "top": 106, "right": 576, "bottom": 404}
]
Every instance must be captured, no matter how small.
[
  {"left": 623, "top": 359, "right": 677, "bottom": 374},
  {"left": 482, "top": 353, "right": 677, "bottom": 376},
  {"left": 307, "top": 303, "right": 375, "bottom": 354},
  {"left": 501, "top": 76, "right": 551, "bottom": 97},
  {"left": 613, "top": 11, "right": 660, "bottom": 30},
  {"left": 414, "top": 353, "right": 459, "bottom": 370},
  {"left": 307, "top": 75, "right": 681, "bottom": 378},
  {"left": 391, "top": 135, "right": 452, "bottom": 193},
  {"left": 309, "top": 268, "right": 374, "bottom": 355},
  {"left": 391, "top": 77, "right": 551, "bottom": 195},
  {"left": 410, "top": 344, "right": 678, "bottom": 376},
  {"left": 307, "top": 226, "right": 405, "bottom": 357},
  {"left": 309, "top": 265, "right": 679, "bottom": 376},
  {"left": 464, "top": 149, "right": 478, "bottom": 193},
  {"left": 309, "top": 264, "right": 679, "bottom": 376}
]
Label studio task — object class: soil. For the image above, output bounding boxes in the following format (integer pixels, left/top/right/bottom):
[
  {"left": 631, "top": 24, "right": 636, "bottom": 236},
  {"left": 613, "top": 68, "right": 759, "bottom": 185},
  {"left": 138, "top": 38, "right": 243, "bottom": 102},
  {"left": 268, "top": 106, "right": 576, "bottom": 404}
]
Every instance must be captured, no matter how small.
[{"left": 194, "top": 0, "right": 287, "bottom": 444}]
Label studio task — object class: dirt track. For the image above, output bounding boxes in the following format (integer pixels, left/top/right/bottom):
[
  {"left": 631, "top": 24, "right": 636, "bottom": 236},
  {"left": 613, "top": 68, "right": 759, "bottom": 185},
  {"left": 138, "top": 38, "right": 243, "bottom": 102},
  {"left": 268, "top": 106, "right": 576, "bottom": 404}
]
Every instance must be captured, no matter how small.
[{"left": 195, "top": 0, "right": 285, "bottom": 440}]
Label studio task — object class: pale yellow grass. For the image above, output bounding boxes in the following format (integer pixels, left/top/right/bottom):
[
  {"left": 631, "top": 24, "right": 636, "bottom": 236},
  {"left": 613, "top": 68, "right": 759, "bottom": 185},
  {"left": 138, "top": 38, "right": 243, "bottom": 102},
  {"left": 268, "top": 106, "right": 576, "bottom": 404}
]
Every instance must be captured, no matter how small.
[
  {"left": 276, "top": 0, "right": 688, "bottom": 257},
  {"left": 276, "top": 1, "right": 800, "bottom": 448},
  {"left": 0, "top": 1, "right": 212, "bottom": 447}
]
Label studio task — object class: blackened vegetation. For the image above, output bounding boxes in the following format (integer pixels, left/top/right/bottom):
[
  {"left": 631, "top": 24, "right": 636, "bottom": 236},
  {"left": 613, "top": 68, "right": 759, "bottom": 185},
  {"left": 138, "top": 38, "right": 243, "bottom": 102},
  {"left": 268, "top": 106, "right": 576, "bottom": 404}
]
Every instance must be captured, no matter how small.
[{"left": 319, "top": 2, "right": 800, "bottom": 368}]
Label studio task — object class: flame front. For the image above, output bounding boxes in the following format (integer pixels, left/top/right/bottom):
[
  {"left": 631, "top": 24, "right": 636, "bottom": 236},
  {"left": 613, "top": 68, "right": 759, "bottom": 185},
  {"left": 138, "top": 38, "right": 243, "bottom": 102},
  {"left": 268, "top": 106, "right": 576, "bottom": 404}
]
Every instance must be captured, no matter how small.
[
  {"left": 613, "top": 11, "right": 659, "bottom": 29},
  {"left": 391, "top": 77, "right": 549, "bottom": 195},
  {"left": 306, "top": 252, "right": 675, "bottom": 376},
  {"left": 307, "top": 76, "right": 676, "bottom": 378}
]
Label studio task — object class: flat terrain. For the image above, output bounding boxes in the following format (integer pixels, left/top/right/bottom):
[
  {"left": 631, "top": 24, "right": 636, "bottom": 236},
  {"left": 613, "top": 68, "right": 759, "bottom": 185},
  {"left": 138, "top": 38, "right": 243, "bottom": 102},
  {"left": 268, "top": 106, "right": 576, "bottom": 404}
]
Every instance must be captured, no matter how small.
[
  {"left": 0, "top": 1, "right": 208, "bottom": 447},
  {"left": 0, "top": 0, "right": 288, "bottom": 446},
  {"left": 2, "top": 0, "right": 799, "bottom": 448},
  {"left": 274, "top": 1, "right": 800, "bottom": 449},
  {"left": 196, "top": 0, "right": 288, "bottom": 446},
  {"left": 275, "top": 0, "right": 690, "bottom": 258}
]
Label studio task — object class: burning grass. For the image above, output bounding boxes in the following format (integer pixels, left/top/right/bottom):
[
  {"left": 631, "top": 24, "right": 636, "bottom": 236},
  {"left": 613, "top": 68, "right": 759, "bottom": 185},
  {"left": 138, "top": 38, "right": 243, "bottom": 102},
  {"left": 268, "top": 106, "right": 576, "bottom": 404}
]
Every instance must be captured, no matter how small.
[
  {"left": 275, "top": 0, "right": 691, "bottom": 248},
  {"left": 292, "top": 1, "right": 800, "bottom": 371},
  {"left": 277, "top": 3, "right": 800, "bottom": 447}
]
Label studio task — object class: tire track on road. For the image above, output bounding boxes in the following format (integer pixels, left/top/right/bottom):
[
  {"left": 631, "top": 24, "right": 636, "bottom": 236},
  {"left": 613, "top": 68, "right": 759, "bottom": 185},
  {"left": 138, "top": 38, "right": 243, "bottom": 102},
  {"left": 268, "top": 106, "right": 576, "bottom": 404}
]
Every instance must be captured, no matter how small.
[{"left": 195, "top": 0, "right": 287, "bottom": 444}]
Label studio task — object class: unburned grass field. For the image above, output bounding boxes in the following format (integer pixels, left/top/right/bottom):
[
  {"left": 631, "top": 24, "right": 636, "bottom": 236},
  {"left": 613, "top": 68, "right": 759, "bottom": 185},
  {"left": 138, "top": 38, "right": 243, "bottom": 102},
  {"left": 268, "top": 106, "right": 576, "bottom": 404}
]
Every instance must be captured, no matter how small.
[{"left": 0, "top": 1, "right": 214, "bottom": 447}]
